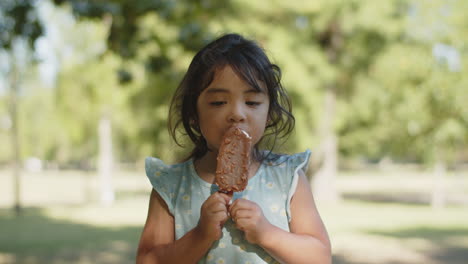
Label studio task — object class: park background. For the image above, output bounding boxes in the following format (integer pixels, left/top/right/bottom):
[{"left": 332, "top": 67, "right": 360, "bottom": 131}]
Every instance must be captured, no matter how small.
[{"left": 1, "top": 0, "right": 467, "bottom": 263}]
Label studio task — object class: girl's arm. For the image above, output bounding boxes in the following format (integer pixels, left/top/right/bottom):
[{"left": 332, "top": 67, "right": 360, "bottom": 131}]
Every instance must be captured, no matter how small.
[
  {"left": 262, "top": 170, "right": 331, "bottom": 263},
  {"left": 230, "top": 170, "right": 332, "bottom": 264},
  {"left": 136, "top": 190, "right": 230, "bottom": 264}
]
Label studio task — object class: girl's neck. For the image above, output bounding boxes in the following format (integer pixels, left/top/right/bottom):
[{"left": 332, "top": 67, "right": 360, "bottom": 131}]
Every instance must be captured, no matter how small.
[{"left": 194, "top": 151, "right": 218, "bottom": 177}]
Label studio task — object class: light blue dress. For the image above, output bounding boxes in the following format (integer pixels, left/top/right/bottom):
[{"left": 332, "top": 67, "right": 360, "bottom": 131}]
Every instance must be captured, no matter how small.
[{"left": 145, "top": 150, "right": 311, "bottom": 264}]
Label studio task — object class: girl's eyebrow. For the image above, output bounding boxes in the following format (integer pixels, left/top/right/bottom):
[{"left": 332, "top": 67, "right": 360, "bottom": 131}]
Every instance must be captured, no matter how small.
[
  {"left": 205, "top": 87, "right": 265, "bottom": 94},
  {"left": 205, "top": 87, "right": 229, "bottom": 94}
]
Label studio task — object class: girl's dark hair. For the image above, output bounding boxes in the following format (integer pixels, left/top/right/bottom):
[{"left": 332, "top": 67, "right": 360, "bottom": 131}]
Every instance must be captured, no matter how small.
[{"left": 168, "top": 33, "right": 295, "bottom": 161}]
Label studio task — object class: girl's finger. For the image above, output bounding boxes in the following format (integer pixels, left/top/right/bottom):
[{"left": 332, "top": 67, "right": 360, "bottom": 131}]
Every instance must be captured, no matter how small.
[
  {"left": 231, "top": 208, "right": 249, "bottom": 222},
  {"left": 206, "top": 192, "right": 229, "bottom": 207},
  {"left": 217, "top": 192, "right": 233, "bottom": 204},
  {"left": 207, "top": 205, "right": 225, "bottom": 215},
  {"left": 229, "top": 198, "right": 251, "bottom": 215},
  {"left": 233, "top": 209, "right": 250, "bottom": 220},
  {"left": 213, "top": 210, "right": 229, "bottom": 222},
  {"left": 229, "top": 198, "right": 242, "bottom": 211}
]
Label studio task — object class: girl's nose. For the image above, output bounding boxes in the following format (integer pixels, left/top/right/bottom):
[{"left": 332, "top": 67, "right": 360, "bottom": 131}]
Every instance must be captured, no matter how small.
[{"left": 228, "top": 103, "right": 246, "bottom": 123}]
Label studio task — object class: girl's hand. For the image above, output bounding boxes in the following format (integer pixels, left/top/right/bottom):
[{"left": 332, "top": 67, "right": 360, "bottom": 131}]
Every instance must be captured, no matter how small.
[
  {"left": 229, "top": 199, "right": 273, "bottom": 244},
  {"left": 195, "top": 192, "right": 231, "bottom": 243}
]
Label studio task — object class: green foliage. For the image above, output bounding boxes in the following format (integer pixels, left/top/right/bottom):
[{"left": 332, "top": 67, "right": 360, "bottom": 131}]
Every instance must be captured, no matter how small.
[
  {"left": 0, "top": 0, "right": 43, "bottom": 49},
  {"left": 352, "top": 0, "right": 466, "bottom": 164},
  {"left": 46, "top": 0, "right": 237, "bottom": 162},
  {"left": 2, "top": 0, "right": 467, "bottom": 166},
  {"left": 53, "top": 0, "right": 234, "bottom": 56}
]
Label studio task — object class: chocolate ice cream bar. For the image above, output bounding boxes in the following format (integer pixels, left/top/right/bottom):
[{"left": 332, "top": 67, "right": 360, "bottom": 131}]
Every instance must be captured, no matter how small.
[{"left": 215, "top": 127, "right": 252, "bottom": 193}]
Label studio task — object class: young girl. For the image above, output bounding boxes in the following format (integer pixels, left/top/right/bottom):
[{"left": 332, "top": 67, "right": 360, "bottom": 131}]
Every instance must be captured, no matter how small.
[{"left": 137, "top": 33, "right": 331, "bottom": 264}]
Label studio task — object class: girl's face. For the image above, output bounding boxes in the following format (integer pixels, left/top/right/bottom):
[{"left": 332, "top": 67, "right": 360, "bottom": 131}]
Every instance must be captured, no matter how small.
[{"left": 196, "top": 65, "right": 270, "bottom": 155}]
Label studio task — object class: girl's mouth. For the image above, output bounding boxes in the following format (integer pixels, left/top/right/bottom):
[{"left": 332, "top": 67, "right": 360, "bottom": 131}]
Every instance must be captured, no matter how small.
[{"left": 224, "top": 126, "right": 252, "bottom": 139}]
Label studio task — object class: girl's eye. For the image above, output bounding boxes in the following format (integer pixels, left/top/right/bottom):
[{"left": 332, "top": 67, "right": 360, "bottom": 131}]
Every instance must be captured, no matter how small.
[
  {"left": 246, "top": 101, "right": 261, "bottom": 106},
  {"left": 209, "top": 101, "right": 226, "bottom": 106}
]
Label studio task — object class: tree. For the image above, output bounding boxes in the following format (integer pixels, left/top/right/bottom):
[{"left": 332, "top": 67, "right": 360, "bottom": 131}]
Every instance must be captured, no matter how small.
[
  {"left": 6, "top": 0, "right": 465, "bottom": 208},
  {"left": 41, "top": 0, "right": 234, "bottom": 204},
  {"left": 0, "top": 0, "right": 44, "bottom": 215},
  {"left": 344, "top": 0, "right": 468, "bottom": 207},
  {"left": 51, "top": 0, "right": 235, "bottom": 162},
  {"left": 40, "top": 1, "right": 129, "bottom": 205}
]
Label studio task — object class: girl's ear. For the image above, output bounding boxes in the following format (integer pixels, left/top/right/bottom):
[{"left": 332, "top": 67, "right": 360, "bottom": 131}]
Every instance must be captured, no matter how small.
[
  {"left": 190, "top": 118, "right": 200, "bottom": 131},
  {"left": 266, "top": 116, "right": 272, "bottom": 128}
]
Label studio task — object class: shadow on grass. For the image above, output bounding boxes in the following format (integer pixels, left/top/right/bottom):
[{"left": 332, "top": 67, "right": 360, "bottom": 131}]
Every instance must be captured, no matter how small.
[
  {"left": 342, "top": 192, "right": 468, "bottom": 207},
  {"left": 0, "top": 207, "right": 142, "bottom": 264},
  {"left": 342, "top": 192, "right": 430, "bottom": 205},
  {"left": 331, "top": 254, "right": 412, "bottom": 264},
  {"left": 4, "top": 207, "right": 465, "bottom": 264},
  {"left": 367, "top": 226, "right": 468, "bottom": 264}
]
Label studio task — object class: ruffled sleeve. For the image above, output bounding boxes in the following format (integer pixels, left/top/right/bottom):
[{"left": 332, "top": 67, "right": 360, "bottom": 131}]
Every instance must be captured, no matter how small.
[
  {"left": 145, "top": 157, "right": 177, "bottom": 215},
  {"left": 285, "top": 149, "right": 311, "bottom": 222}
]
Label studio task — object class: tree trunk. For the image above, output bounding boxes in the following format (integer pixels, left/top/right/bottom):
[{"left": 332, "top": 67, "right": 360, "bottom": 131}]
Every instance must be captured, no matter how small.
[
  {"left": 312, "top": 87, "right": 340, "bottom": 203},
  {"left": 98, "top": 113, "right": 114, "bottom": 206},
  {"left": 9, "top": 62, "right": 22, "bottom": 216},
  {"left": 313, "top": 19, "right": 343, "bottom": 203}
]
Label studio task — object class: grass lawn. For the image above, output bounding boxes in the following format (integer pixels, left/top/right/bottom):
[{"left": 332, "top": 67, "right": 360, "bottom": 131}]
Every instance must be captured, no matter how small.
[
  {"left": 0, "top": 168, "right": 467, "bottom": 264},
  {"left": 322, "top": 201, "right": 468, "bottom": 264}
]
